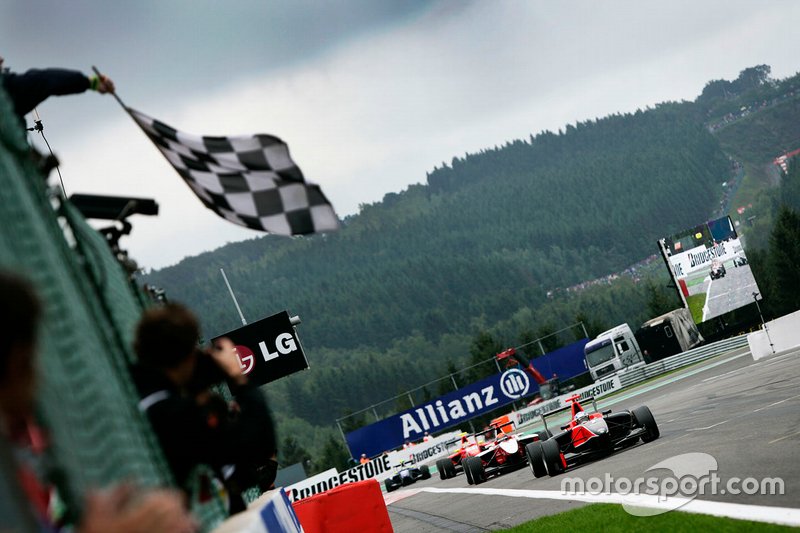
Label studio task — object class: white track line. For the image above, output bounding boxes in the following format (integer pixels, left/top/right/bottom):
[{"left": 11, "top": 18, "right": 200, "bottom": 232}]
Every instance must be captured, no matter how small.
[
  {"left": 769, "top": 430, "right": 800, "bottom": 445},
  {"left": 686, "top": 419, "right": 730, "bottom": 432},
  {"left": 389, "top": 487, "right": 800, "bottom": 527},
  {"left": 752, "top": 393, "right": 800, "bottom": 413}
]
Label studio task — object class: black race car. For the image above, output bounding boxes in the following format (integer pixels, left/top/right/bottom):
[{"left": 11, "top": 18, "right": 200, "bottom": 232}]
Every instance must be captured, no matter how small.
[
  {"left": 525, "top": 394, "right": 659, "bottom": 477},
  {"left": 710, "top": 260, "right": 726, "bottom": 280},
  {"left": 384, "top": 461, "right": 431, "bottom": 492}
]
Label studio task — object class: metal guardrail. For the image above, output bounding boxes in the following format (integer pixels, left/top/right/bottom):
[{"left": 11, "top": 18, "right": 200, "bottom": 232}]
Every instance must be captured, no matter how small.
[{"left": 617, "top": 334, "right": 749, "bottom": 388}]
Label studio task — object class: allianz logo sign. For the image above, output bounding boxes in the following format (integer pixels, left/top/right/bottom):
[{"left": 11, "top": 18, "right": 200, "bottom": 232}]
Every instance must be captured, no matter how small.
[
  {"left": 399, "top": 369, "right": 531, "bottom": 439},
  {"left": 500, "top": 368, "right": 530, "bottom": 399}
]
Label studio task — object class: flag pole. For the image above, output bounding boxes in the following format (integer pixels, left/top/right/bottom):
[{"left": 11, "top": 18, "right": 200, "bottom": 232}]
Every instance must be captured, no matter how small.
[
  {"left": 91, "top": 66, "right": 130, "bottom": 111},
  {"left": 221, "top": 268, "right": 248, "bottom": 326}
]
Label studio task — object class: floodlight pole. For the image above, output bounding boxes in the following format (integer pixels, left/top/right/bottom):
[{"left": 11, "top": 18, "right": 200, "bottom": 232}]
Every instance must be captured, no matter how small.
[
  {"left": 752, "top": 292, "right": 775, "bottom": 354},
  {"left": 221, "top": 268, "right": 247, "bottom": 325}
]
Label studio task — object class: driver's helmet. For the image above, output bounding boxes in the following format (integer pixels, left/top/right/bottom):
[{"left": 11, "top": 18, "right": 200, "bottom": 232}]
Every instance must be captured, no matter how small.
[{"left": 574, "top": 410, "right": 589, "bottom": 425}]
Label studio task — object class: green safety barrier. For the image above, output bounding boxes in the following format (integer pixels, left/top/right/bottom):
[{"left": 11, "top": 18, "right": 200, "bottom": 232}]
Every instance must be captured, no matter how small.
[{"left": 0, "top": 87, "right": 231, "bottom": 530}]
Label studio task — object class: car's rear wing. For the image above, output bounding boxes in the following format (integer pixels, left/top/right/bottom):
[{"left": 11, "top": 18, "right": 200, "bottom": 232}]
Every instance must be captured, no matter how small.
[
  {"left": 444, "top": 419, "right": 516, "bottom": 450},
  {"left": 540, "top": 396, "right": 599, "bottom": 434},
  {"left": 443, "top": 431, "right": 485, "bottom": 451}
]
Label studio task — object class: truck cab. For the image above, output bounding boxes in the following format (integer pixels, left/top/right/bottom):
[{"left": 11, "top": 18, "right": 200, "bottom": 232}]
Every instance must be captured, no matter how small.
[{"left": 584, "top": 324, "right": 643, "bottom": 381}]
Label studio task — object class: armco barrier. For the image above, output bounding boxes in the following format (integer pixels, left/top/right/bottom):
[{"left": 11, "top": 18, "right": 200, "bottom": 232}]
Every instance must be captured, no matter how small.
[
  {"left": 617, "top": 334, "right": 749, "bottom": 388},
  {"left": 292, "top": 479, "right": 393, "bottom": 533}
]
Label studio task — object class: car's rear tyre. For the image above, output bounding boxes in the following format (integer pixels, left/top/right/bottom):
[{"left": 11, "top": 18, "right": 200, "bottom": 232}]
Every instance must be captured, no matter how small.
[
  {"left": 537, "top": 429, "right": 552, "bottom": 442},
  {"left": 463, "top": 456, "right": 485, "bottom": 485},
  {"left": 436, "top": 458, "right": 453, "bottom": 480},
  {"left": 632, "top": 406, "right": 660, "bottom": 442},
  {"left": 541, "top": 438, "right": 563, "bottom": 477},
  {"left": 420, "top": 465, "right": 431, "bottom": 480},
  {"left": 525, "top": 442, "right": 546, "bottom": 478},
  {"left": 385, "top": 479, "right": 396, "bottom": 492}
]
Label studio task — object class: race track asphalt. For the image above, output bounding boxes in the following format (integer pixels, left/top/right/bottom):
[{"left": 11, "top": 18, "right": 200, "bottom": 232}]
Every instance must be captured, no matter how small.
[
  {"left": 704, "top": 264, "right": 760, "bottom": 321},
  {"left": 386, "top": 345, "right": 800, "bottom": 532}
]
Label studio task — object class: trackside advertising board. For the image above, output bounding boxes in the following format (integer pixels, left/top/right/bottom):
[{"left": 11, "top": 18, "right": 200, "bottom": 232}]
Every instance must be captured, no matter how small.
[
  {"left": 284, "top": 431, "right": 461, "bottom": 502},
  {"left": 346, "top": 368, "right": 535, "bottom": 458},
  {"left": 284, "top": 456, "right": 392, "bottom": 502},
  {"left": 528, "top": 338, "right": 589, "bottom": 380},
  {"left": 212, "top": 311, "right": 309, "bottom": 387},
  {"left": 514, "top": 375, "right": 622, "bottom": 429}
]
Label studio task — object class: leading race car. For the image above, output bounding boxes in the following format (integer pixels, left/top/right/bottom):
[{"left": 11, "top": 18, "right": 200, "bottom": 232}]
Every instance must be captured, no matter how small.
[
  {"left": 459, "top": 420, "right": 545, "bottom": 485},
  {"left": 710, "top": 259, "right": 726, "bottom": 280},
  {"left": 384, "top": 460, "right": 431, "bottom": 492},
  {"left": 525, "top": 394, "right": 659, "bottom": 478}
]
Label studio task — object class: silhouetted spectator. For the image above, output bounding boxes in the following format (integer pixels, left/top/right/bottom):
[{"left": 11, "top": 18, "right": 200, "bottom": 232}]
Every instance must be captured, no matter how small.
[
  {"left": 0, "top": 270, "right": 195, "bottom": 532},
  {"left": 131, "top": 303, "right": 277, "bottom": 514}
]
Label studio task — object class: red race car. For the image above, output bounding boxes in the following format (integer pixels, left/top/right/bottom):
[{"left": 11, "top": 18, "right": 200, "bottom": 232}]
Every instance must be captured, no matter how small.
[
  {"left": 436, "top": 433, "right": 487, "bottom": 480},
  {"left": 458, "top": 421, "right": 542, "bottom": 485},
  {"left": 525, "top": 394, "right": 659, "bottom": 478}
]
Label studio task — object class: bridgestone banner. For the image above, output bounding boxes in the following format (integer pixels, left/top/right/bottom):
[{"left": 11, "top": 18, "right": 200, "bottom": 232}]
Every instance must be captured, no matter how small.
[
  {"left": 514, "top": 375, "right": 622, "bottom": 429},
  {"left": 284, "top": 431, "right": 460, "bottom": 502}
]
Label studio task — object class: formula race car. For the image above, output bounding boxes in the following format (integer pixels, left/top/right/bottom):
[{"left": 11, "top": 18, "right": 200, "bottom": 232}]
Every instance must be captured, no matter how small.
[
  {"left": 436, "top": 433, "right": 487, "bottom": 480},
  {"left": 525, "top": 394, "right": 659, "bottom": 478},
  {"left": 710, "top": 260, "right": 726, "bottom": 280},
  {"left": 384, "top": 461, "right": 431, "bottom": 492},
  {"left": 458, "top": 420, "right": 544, "bottom": 485}
]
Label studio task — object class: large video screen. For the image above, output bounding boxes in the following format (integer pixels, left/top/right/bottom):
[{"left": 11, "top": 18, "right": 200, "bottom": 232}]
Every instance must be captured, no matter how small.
[{"left": 658, "top": 216, "right": 761, "bottom": 324}]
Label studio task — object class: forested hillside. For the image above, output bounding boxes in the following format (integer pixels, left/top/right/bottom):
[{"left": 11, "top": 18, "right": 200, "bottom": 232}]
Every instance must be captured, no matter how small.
[{"left": 141, "top": 66, "right": 800, "bottom": 462}]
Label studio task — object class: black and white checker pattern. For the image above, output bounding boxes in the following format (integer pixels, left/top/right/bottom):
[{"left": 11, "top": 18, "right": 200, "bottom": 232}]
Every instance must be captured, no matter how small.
[{"left": 129, "top": 108, "right": 340, "bottom": 235}]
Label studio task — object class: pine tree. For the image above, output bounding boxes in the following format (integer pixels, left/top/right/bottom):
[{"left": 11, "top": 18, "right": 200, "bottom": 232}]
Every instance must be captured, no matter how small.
[{"left": 766, "top": 206, "right": 800, "bottom": 316}]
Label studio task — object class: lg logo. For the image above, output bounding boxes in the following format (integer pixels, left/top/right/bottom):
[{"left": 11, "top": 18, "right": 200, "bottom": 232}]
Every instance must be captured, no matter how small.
[
  {"left": 234, "top": 333, "right": 298, "bottom": 375},
  {"left": 500, "top": 369, "right": 530, "bottom": 399},
  {"left": 234, "top": 345, "right": 256, "bottom": 375}
]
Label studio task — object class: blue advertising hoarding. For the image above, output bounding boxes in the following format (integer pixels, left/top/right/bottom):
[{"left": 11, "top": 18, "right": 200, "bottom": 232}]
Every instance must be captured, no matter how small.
[
  {"left": 346, "top": 368, "right": 534, "bottom": 458},
  {"left": 525, "top": 338, "right": 589, "bottom": 388},
  {"left": 345, "top": 338, "right": 589, "bottom": 458}
]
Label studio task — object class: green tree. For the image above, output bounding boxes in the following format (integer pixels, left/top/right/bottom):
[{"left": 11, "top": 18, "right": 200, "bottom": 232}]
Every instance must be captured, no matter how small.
[
  {"left": 574, "top": 312, "right": 608, "bottom": 339},
  {"left": 645, "top": 280, "right": 680, "bottom": 318},
  {"left": 339, "top": 410, "right": 366, "bottom": 433},
  {"left": 766, "top": 206, "right": 800, "bottom": 316},
  {"left": 437, "top": 361, "right": 459, "bottom": 395},
  {"left": 536, "top": 323, "right": 560, "bottom": 353},
  {"left": 465, "top": 331, "right": 504, "bottom": 383},
  {"left": 315, "top": 435, "right": 352, "bottom": 474},
  {"left": 279, "top": 436, "right": 312, "bottom": 470}
]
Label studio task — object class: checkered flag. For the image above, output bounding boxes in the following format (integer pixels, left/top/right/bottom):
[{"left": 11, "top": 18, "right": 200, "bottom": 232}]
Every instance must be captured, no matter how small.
[{"left": 129, "top": 108, "right": 340, "bottom": 235}]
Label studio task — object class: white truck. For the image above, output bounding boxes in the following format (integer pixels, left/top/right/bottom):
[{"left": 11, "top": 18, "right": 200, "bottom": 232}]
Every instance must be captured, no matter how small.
[{"left": 584, "top": 308, "right": 704, "bottom": 381}]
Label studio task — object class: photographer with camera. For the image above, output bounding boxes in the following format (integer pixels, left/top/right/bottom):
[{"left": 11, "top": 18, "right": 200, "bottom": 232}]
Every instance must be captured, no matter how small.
[{"left": 131, "top": 303, "right": 278, "bottom": 514}]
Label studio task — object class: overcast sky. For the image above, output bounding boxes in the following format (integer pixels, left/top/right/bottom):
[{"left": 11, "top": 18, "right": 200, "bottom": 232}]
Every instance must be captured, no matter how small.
[{"left": 3, "top": 1, "right": 800, "bottom": 270}]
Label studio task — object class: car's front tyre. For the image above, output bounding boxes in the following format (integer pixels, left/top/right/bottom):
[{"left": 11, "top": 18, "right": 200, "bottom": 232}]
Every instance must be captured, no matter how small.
[
  {"left": 463, "top": 456, "right": 485, "bottom": 484},
  {"left": 632, "top": 406, "right": 660, "bottom": 442},
  {"left": 541, "top": 438, "right": 564, "bottom": 477},
  {"left": 525, "top": 441, "right": 546, "bottom": 478}
]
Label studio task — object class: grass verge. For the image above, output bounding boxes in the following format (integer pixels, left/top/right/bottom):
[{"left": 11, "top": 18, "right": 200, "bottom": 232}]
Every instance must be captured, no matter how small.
[
  {"left": 498, "top": 503, "right": 795, "bottom": 532},
  {"left": 686, "top": 293, "right": 706, "bottom": 323}
]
